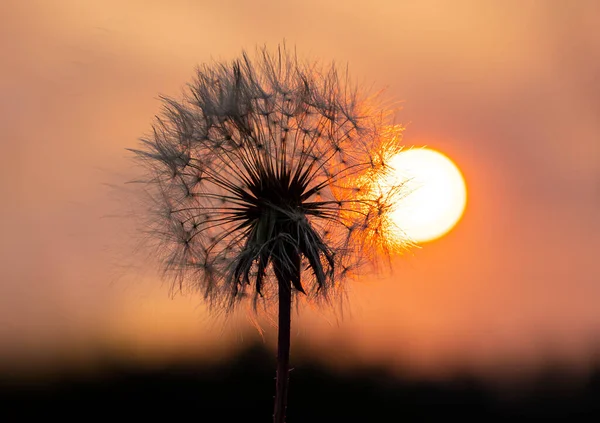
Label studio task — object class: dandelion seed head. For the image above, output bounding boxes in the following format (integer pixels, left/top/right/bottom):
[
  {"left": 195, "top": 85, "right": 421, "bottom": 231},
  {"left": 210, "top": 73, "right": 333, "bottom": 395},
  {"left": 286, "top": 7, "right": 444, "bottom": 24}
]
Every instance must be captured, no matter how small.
[{"left": 129, "top": 45, "right": 407, "bottom": 312}]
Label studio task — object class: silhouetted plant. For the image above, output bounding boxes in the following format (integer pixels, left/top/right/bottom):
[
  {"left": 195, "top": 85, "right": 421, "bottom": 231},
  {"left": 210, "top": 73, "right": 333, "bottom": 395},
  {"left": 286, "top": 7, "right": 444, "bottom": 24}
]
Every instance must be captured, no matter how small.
[{"left": 129, "top": 45, "right": 406, "bottom": 423}]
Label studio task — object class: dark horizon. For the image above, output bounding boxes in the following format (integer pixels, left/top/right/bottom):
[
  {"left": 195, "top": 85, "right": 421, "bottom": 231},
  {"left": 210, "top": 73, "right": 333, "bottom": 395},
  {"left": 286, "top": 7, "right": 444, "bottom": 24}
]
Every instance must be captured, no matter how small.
[{"left": 3, "top": 341, "right": 600, "bottom": 421}]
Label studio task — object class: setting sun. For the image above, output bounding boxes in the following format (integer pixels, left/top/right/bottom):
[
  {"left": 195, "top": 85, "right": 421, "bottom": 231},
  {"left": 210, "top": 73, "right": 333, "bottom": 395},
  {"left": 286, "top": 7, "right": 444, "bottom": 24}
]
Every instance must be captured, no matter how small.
[{"left": 386, "top": 148, "right": 467, "bottom": 243}]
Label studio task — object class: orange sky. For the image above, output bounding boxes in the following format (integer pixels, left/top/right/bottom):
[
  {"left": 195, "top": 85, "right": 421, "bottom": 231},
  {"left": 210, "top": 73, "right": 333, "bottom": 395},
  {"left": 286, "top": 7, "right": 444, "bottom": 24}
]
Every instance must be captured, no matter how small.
[{"left": 1, "top": 0, "right": 599, "bottom": 381}]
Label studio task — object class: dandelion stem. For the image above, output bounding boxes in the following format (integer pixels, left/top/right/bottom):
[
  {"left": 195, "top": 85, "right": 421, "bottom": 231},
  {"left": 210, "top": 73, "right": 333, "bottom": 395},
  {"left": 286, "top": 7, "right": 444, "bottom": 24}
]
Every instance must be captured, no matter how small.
[{"left": 273, "top": 263, "right": 294, "bottom": 423}]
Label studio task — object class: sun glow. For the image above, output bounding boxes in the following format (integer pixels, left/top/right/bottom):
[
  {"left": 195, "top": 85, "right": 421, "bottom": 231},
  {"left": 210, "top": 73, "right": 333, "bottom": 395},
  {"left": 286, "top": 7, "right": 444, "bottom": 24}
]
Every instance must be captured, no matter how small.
[{"left": 385, "top": 148, "right": 467, "bottom": 243}]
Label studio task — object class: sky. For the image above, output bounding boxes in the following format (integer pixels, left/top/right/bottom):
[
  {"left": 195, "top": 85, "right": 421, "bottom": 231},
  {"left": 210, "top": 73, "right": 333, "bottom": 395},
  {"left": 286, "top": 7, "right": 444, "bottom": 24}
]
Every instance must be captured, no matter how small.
[{"left": 1, "top": 0, "right": 599, "bottom": 382}]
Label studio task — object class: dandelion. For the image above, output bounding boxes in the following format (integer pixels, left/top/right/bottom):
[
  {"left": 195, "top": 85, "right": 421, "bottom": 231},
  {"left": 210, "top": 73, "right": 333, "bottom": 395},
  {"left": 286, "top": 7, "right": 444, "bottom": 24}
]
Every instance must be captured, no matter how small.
[{"left": 129, "top": 45, "right": 407, "bottom": 423}]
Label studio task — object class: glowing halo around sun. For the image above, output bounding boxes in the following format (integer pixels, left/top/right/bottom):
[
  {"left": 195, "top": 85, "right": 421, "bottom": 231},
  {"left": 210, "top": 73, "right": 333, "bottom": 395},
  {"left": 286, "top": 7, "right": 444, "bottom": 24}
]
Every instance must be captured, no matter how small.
[{"left": 384, "top": 148, "right": 468, "bottom": 244}]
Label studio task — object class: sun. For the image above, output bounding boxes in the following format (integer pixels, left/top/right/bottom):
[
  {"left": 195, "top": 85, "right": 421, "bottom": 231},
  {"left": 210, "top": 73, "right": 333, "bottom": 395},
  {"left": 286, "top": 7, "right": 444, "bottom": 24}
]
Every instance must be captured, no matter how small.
[{"left": 385, "top": 147, "right": 467, "bottom": 243}]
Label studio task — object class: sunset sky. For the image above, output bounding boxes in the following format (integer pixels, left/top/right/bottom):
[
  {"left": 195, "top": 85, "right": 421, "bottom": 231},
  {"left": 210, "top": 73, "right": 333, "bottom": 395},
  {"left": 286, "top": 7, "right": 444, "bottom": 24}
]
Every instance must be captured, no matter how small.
[{"left": 1, "top": 0, "right": 599, "bottom": 382}]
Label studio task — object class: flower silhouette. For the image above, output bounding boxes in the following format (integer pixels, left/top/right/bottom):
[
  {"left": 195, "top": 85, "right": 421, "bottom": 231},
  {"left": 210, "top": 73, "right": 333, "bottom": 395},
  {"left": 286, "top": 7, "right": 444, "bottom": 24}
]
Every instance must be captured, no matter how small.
[{"left": 129, "top": 45, "right": 406, "bottom": 423}]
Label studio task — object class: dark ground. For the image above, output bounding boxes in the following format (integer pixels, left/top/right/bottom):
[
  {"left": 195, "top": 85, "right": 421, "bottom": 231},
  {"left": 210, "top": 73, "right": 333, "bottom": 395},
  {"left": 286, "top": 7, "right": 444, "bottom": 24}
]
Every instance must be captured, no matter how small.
[{"left": 2, "top": 343, "right": 600, "bottom": 421}]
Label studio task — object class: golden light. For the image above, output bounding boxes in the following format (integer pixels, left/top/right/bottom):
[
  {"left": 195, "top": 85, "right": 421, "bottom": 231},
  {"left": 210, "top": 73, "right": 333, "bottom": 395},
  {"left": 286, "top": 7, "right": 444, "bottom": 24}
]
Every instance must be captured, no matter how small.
[{"left": 386, "top": 148, "right": 467, "bottom": 243}]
